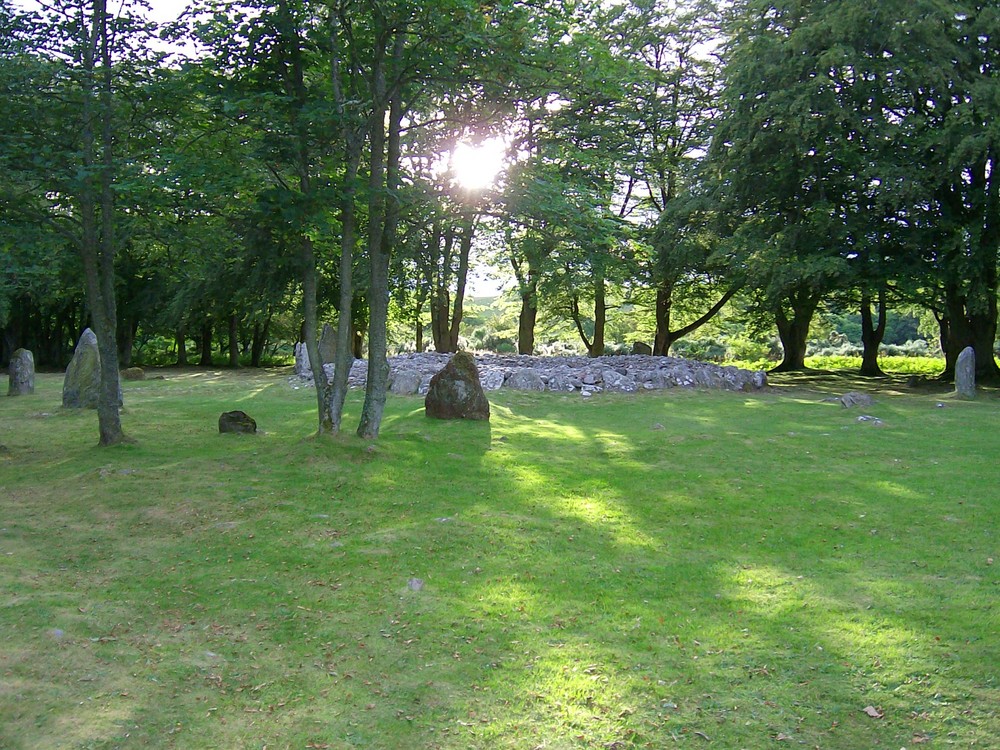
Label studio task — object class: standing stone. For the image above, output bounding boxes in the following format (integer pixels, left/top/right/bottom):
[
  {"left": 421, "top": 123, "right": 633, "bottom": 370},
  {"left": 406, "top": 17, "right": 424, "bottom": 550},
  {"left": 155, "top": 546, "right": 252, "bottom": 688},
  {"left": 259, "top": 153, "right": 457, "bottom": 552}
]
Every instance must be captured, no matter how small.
[
  {"left": 955, "top": 346, "right": 976, "bottom": 399},
  {"left": 631, "top": 341, "right": 653, "bottom": 355},
  {"left": 425, "top": 351, "right": 490, "bottom": 421},
  {"left": 8, "top": 348, "right": 34, "bottom": 396},
  {"left": 318, "top": 323, "right": 337, "bottom": 365},
  {"left": 63, "top": 329, "right": 102, "bottom": 408},
  {"left": 294, "top": 341, "right": 311, "bottom": 378}
]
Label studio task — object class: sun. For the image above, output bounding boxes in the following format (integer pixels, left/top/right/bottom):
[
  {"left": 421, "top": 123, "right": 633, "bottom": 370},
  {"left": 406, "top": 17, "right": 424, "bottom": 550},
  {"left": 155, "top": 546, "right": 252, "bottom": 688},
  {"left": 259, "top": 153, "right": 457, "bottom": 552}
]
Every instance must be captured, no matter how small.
[{"left": 450, "top": 137, "right": 507, "bottom": 191}]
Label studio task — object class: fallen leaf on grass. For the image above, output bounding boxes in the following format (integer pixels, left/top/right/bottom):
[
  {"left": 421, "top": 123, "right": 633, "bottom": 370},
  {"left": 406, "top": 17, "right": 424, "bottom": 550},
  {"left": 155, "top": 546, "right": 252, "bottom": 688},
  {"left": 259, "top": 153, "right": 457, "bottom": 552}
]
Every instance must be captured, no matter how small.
[
  {"left": 912, "top": 733, "right": 931, "bottom": 744},
  {"left": 862, "top": 705, "right": 884, "bottom": 719},
  {"left": 775, "top": 733, "right": 791, "bottom": 741}
]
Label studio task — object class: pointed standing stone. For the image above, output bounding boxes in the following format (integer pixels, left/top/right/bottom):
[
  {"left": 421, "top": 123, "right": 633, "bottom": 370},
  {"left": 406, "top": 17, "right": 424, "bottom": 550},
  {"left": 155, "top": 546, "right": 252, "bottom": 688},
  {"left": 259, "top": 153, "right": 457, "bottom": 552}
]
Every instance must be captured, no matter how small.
[
  {"left": 424, "top": 352, "right": 490, "bottom": 421},
  {"left": 955, "top": 346, "right": 976, "bottom": 399},
  {"left": 8, "top": 348, "right": 35, "bottom": 396},
  {"left": 63, "top": 329, "right": 122, "bottom": 408}
]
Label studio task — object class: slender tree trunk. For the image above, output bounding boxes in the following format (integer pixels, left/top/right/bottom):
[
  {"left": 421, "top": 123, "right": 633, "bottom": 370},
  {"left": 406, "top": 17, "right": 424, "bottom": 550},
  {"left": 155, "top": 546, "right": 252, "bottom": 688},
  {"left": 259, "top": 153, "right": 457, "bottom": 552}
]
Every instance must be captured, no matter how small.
[
  {"left": 358, "top": 26, "right": 402, "bottom": 440},
  {"left": 431, "top": 225, "right": 454, "bottom": 352},
  {"left": 447, "top": 218, "right": 474, "bottom": 352},
  {"left": 859, "top": 289, "right": 887, "bottom": 376},
  {"left": 590, "top": 269, "right": 606, "bottom": 358},
  {"left": 327, "top": 8, "right": 364, "bottom": 434},
  {"left": 76, "top": 0, "right": 125, "bottom": 446}
]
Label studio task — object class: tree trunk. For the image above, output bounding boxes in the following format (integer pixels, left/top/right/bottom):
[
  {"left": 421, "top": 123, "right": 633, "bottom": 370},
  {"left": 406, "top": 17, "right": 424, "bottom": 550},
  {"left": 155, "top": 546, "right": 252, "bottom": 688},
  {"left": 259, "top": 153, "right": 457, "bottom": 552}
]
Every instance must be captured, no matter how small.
[
  {"left": 590, "top": 269, "right": 606, "bottom": 357},
  {"left": 772, "top": 290, "right": 821, "bottom": 372},
  {"left": 358, "top": 28, "right": 402, "bottom": 440},
  {"left": 199, "top": 320, "right": 213, "bottom": 366},
  {"left": 250, "top": 318, "right": 269, "bottom": 368},
  {"left": 227, "top": 312, "right": 240, "bottom": 368},
  {"left": 176, "top": 329, "right": 188, "bottom": 366},
  {"left": 653, "top": 283, "right": 672, "bottom": 356},
  {"left": 517, "top": 288, "right": 538, "bottom": 354},
  {"left": 447, "top": 218, "right": 474, "bottom": 352},
  {"left": 859, "top": 289, "right": 886, "bottom": 377},
  {"left": 76, "top": 0, "right": 125, "bottom": 446}
]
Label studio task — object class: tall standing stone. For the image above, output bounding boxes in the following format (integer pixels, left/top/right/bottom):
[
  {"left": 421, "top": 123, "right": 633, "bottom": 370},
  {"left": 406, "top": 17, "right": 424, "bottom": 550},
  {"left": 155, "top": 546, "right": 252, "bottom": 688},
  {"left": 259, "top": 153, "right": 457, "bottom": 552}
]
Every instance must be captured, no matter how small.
[
  {"left": 62, "top": 329, "right": 121, "bottom": 409},
  {"left": 955, "top": 346, "right": 976, "bottom": 399},
  {"left": 294, "top": 341, "right": 311, "bottom": 378},
  {"left": 8, "top": 348, "right": 35, "bottom": 396}
]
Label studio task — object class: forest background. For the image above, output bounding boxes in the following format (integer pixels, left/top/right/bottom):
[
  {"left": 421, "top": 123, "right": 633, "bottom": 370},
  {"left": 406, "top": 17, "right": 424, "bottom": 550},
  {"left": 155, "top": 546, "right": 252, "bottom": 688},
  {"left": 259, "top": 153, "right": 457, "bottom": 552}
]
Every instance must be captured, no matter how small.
[{"left": 1, "top": 0, "right": 998, "bottom": 441}]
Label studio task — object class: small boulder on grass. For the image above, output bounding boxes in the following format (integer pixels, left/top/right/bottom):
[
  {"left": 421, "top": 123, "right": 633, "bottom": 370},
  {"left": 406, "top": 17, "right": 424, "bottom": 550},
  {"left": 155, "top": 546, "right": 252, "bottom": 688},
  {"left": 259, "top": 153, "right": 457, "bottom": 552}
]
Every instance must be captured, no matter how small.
[
  {"left": 219, "top": 410, "right": 257, "bottom": 434},
  {"left": 839, "top": 391, "right": 875, "bottom": 408},
  {"left": 424, "top": 351, "right": 490, "bottom": 421},
  {"left": 121, "top": 367, "right": 145, "bottom": 381}
]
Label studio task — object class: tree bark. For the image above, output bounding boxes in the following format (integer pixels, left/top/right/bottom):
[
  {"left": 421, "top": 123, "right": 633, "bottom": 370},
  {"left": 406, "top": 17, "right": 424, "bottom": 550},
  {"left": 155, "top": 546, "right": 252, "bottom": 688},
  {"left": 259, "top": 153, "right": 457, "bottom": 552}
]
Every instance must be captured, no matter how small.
[
  {"left": 227, "top": 312, "right": 240, "bottom": 368},
  {"left": 772, "top": 290, "right": 821, "bottom": 372},
  {"left": 175, "top": 329, "right": 188, "bottom": 366},
  {"left": 357, "top": 23, "right": 400, "bottom": 440},
  {"left": 76, "top": 0, "right": 125, "bottom": 446},
  {"left": 447, "top": 218, "right": 474, "bottom": 352},
  {"left": 327, "top": 6, "right": 366, "bottom": 434},
  {"left": 199, "top": 320, "right": 213, "bottom": 366},
  {"left": 590, "top": 269, "right": 606, "bottom": 357},
  {"left": 859, "top": 289, "right": 886, "bottom": 376}
]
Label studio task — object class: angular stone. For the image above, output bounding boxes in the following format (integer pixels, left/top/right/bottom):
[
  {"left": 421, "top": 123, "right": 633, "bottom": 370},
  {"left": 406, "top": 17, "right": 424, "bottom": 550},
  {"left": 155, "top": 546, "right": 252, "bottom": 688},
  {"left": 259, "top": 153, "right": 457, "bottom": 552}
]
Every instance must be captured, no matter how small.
[
  {"left": 389, "top": 369, "right": 422, "bottom": 395},
  {"left": 955, "top": 346, "right": 975, "bottom": 399},
  {"left": 63, "top": 329, "right": 121, "bottom": 409},
  {"left": 8, "top": 348, "right": 34, "bottom": 396},
  {"left": 424, "top": 351, "right": 490, "bottom": 421},
  {"left": 479, "top": 369, "right": 505, "bottom": 391},
  {"left": 631, "top": 341, "right": 653, "bottom": 355},
  {"left": 219, "top": 410, "right": 257, "bottom": 434},
  {"left": 318, "top": 323, "right": 337, "bottom": 365},
  {"left": 840, "top": 391, "right": 875, "bottom": 408},
  {"left": 506, "top": 368, "right": 545, "bottom": 391},
  {"left": 294, "top": 341, "right": 311, "bottom": 378}
]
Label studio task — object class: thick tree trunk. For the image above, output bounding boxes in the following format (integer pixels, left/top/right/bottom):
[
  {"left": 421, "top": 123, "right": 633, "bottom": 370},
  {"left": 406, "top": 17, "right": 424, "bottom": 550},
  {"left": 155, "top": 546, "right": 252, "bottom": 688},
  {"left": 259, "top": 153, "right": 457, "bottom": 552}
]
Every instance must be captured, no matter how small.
[
  {"left": 653, "top": 284, "right": 672, "bottom": 356},
  {"left": 518, "top": 294, "right": 537, "bottom": 355},
  {"left": 250, "top": 318, "right": 269, "bottom": 368},
  {"left": 772, "top": 290, "right": 821, "bottom": 372},
  {"left": 175, "top": 329, "right": 188, "bottom": 366},
  {"left": 227, "top": 313, "right": 240, "bottom": 368},
  {"left": 199, "top": 321, "right": 213, "bottom": 366},
  {"left": 859, "top": 290, "right": 887, "bottom": 377}
]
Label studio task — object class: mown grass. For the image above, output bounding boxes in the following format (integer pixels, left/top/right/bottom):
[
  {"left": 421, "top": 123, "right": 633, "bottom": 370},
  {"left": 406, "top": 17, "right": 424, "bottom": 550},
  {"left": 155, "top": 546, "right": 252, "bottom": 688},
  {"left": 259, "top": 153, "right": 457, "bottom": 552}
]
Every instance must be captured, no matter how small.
[{"left": 1, "top": 368, "right": 997, "bottom": 749}]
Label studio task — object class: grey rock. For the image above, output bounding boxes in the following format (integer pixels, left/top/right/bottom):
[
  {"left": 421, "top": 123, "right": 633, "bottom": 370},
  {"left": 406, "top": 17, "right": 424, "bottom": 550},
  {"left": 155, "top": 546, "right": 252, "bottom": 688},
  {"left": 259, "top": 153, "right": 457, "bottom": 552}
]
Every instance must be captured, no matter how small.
[
  {"left": 840, "top": 391, "right": 875, "bottom": 408},
  {"left": 389, "top": 369, "right": 422, "bottom": 395},
  {"left": 63, "top": 329, "right": 121, "bottom": 409},
  {"left": 479, "top": 369, "right": 505, "bottom": 391},
  {"left": 294, "top": 341, "right": 311, "bottom": 377},
  {"left": 121, "top": 366, "right": 145, "bottom": 381},
  {"left": 8, "top": 348, "right": 34, "bottom": 396},
  {"left": 631, "top": 341, "right": 653, "bottom": 355},
  {"left": 506, "top": 368, "right": 545, "bottom": 391},
  {"left": 319, "top": 323, "right": 338, "bottom": 365},
  {"left": 955, "top": 346, "right": 975, "bottom": 399},
  {"left": 219, "top": 410, "right": 257, "bottom": 434}
]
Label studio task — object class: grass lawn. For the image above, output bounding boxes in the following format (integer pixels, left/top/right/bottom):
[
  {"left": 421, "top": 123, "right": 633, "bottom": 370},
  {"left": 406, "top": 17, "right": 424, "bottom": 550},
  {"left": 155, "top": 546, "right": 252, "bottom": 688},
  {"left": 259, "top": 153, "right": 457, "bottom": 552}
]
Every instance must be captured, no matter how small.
[{"left": 1, "top": 368, "right": 997, "bottom": 749}]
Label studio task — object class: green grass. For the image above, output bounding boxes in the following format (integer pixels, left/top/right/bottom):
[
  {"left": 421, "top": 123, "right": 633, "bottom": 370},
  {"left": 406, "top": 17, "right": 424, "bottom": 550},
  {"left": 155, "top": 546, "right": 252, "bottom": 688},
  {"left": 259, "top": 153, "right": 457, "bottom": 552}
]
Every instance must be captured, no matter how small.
[{"left": 1, "top": 368, "right": 997, "bottom": 749}]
